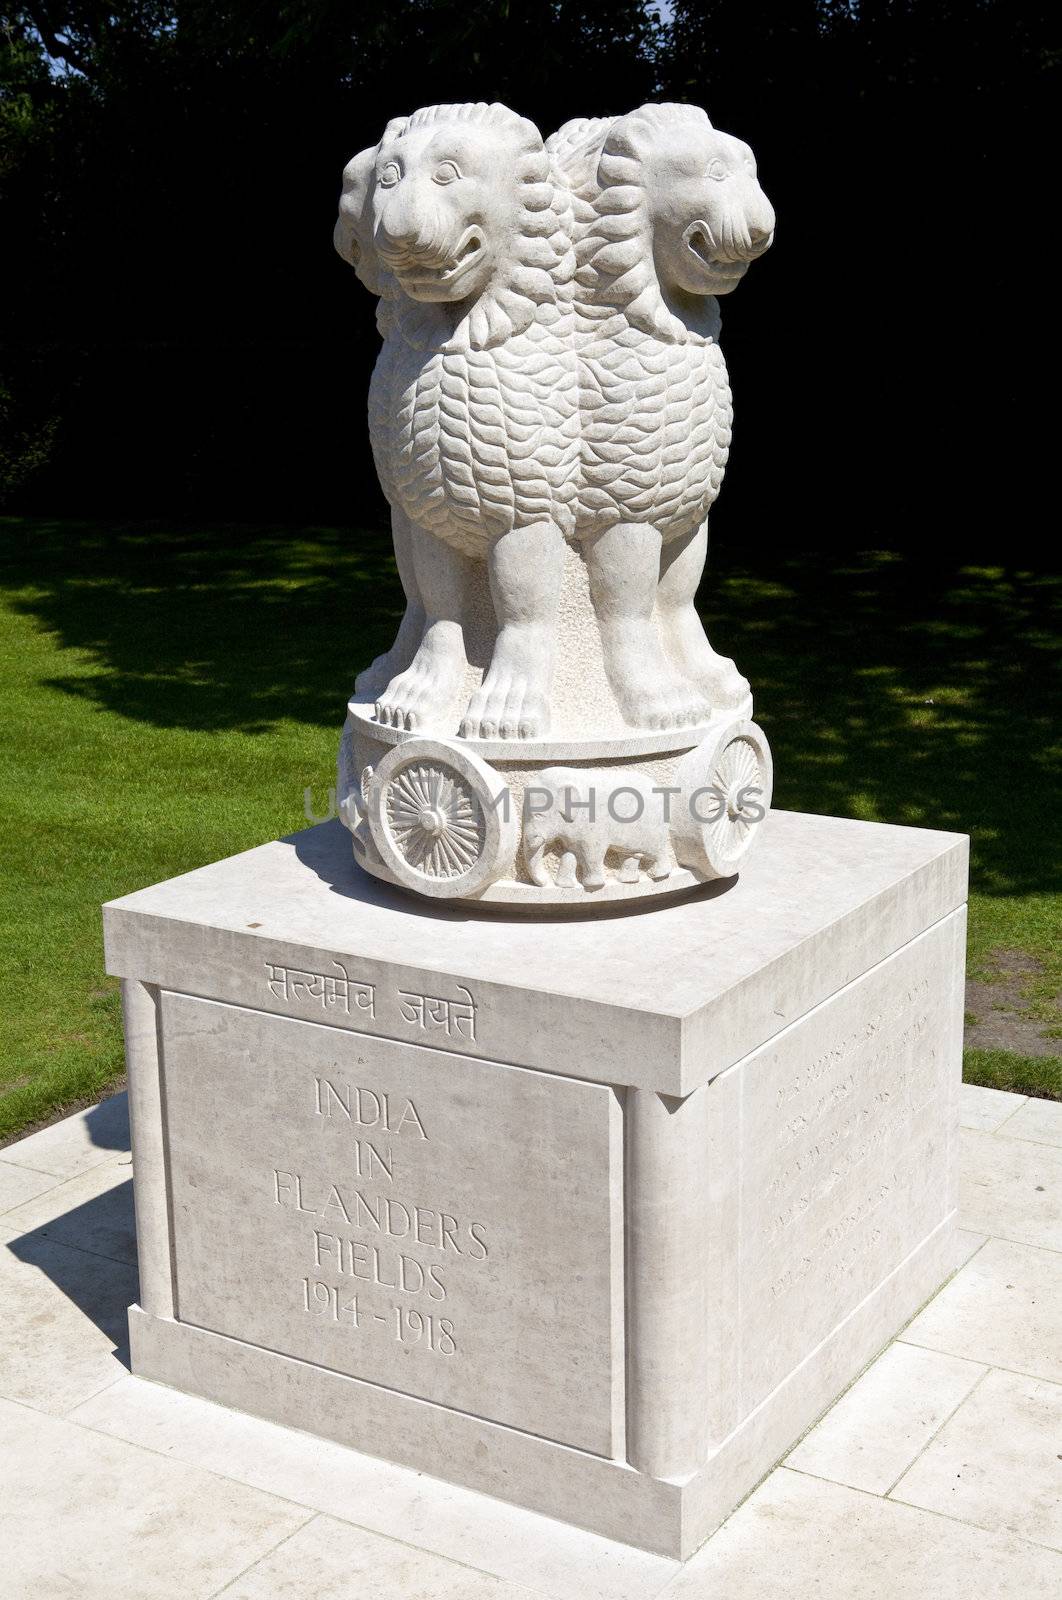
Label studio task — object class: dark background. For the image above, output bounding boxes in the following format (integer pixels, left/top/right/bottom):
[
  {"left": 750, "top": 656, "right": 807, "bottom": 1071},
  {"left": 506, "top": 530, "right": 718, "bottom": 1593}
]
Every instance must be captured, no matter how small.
[{"left": 1, "top": 2, "right": 1056, "bottom": 551}]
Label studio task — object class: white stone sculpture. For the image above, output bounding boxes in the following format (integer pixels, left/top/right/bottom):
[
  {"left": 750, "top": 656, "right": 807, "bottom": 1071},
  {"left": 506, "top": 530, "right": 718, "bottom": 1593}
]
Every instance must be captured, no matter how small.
[
  {"left": 335, "top": 101, "right": 775, "bottom": 907},
  {"left": 523, "top": 768, "right": 674, "bottom": 890},
  {"left": 551, "top": 103, "right": 774, "bottom": 719},
  {"left": 335, "top": 101, "right": 577, "bottom": 740}
]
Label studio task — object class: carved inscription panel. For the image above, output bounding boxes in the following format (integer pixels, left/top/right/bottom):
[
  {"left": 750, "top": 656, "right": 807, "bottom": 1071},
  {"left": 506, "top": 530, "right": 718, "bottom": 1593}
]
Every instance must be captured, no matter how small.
[
  {"left": 160, "top": 994, "right": 623, "bottom": 1454},
  {"left": 736, "top": 913, "right": 963, "bottom": 1410}
]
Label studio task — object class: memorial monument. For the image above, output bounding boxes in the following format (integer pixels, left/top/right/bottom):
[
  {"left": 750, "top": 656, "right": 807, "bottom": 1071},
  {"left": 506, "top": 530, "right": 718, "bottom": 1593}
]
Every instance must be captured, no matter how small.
[
  {"left": 332, "top": 99, "right": 775, "bottom": 904},
  {"left": 104, "top": 101, "right": 967, "bottom": 1559}
]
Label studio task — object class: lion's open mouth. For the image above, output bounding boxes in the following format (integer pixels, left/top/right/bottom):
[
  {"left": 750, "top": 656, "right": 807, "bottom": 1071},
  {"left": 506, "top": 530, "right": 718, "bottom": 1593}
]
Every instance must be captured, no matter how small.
[
  {"left": 684, "top": 223, "right": 747, "bottom": 279},
  {"left": 437, "top": 227, "right": 483, "bottom": 283},
  {"left": 380, "top": 225, "right": 484, "bottom": 289}
]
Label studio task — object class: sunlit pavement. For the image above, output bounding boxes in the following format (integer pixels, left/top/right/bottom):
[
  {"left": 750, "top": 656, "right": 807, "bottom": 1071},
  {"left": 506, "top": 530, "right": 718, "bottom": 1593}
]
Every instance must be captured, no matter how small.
[{"left": 1, "top": 1084, "right": 1059, "bottom": 1599}]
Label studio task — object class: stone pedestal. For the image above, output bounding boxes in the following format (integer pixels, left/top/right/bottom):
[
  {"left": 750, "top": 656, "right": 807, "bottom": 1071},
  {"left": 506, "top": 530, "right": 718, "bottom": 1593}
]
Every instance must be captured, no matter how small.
[{"left": 103, "top": 811, "right": 967, "bottom": 1559}]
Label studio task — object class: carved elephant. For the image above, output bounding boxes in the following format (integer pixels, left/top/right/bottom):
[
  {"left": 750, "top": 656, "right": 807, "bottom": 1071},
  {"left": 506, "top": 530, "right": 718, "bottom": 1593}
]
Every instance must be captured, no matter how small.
[{"left": 523, "top": 767, "right": 672, "bottom": 890}]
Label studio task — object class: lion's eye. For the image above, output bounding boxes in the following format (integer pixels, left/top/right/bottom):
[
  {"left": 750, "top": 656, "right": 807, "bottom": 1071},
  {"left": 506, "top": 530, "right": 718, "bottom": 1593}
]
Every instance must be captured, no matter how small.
[
  {"left": 379, "top": 162, "right": 400, "bottom": 188},
  {"left": 706, "top": 159, "right": 728, "bottom": 182},
  {"left": 433, "top": 161, "right": 461, "bottom": 185}
]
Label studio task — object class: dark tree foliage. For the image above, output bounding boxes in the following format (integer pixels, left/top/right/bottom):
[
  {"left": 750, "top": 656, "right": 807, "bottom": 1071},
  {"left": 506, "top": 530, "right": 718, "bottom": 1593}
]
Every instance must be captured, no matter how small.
[
  {"left": 658, "top": 1, "right": 1058, "bottom": 555},
  {"left": 0, "top": 2, "right": 1056, "bottom": 552}
]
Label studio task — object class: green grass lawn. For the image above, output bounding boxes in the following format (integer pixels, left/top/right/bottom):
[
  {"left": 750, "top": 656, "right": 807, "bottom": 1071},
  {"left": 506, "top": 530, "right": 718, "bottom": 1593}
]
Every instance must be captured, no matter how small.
[{"left": 1, "top": 519, "right": 1059, "bottom": 1140}]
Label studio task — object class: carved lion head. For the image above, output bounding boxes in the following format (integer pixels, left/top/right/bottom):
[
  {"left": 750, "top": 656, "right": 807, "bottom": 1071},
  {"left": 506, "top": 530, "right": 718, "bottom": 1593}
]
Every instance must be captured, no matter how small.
[
  {"left": 551, "top": 102, "right": 774, "bottom": 344},
  {"left": 334, "top": 145, "right": 383, "bottom": 295},
  {"left": 335, "top": 102, "right": 573, "bottom": 351}
]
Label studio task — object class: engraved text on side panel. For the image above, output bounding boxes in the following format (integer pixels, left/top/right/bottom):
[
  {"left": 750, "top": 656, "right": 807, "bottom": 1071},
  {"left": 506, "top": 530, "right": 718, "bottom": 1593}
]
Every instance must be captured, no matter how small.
[{"left": 160, "top": 994, "right": 619, "bottom": 1455}]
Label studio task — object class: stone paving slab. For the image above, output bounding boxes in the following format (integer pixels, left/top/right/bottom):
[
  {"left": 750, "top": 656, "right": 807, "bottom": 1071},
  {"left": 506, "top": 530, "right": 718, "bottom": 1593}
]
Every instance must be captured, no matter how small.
[
  {"left": 890, "top": 1367, "right": 1062, "bottom": 1552},
  {"left": 660, "top": 1467, "right": 1062, "bottom": 1599},
  {"left": 958, "top": 1082, "right": 1028, "bottom": 1132},
  {"left": 2, "top": 1157, "right": 136, "bottom": 1263},
  {"left": 0, "top": 1395, "right": 311, "bottom": 1600},
  {"left": 959, "top": 1127, "right": 1062, "bottom": 1250},
  {"left": 0, "top": 1157, "right": 58, "bottom": 1212},
  {"left": 68, "top": 1377, "right": 677, "bottom": 1600},
  {"left": 784, "top": 1342, "right": 987, "bottom": 1495},
  {"left": 0, "top": 1084, "right": 1059, "bottom": 1598},
  {"left": 0, "top": 1230, "right": 138, "bottom": 1414},
  {"left": 1000, "top": 1096, "right": 1062, "bottom": 1148},
  {"left": 0, "top": 1090, "right": 131, "bottom": 1178},
  {"left": 219, "top": 1515, "right": 563, "bottom": 1600},
  {"left": 901, "top": 1234, "right": 1062, "bottom": 1383}
]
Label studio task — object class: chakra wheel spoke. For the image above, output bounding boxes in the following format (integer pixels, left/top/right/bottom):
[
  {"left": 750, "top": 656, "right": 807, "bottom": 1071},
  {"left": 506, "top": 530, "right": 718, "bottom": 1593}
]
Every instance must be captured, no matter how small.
[
  {"left": 366, "top": 739, "right": 521, "bottom": 900},
  {"left": 381, "top": 753, "right": 488, "bottom": 883},
  {"left": 674, "top": 720, "right": 773, "bottom": 883}
]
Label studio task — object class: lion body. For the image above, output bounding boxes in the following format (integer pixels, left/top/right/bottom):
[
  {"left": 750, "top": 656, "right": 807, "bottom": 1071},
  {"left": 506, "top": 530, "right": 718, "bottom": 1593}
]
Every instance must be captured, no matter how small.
[
  {"left": 369, "top": 302, "right": 578, "bottom": 559},
  {"left": 545, "top": 104, "right": 772, "bottom": 542},
  {"left": 576, "top": 315, "right": 731, "bottom": 536},
  {"left": 339, "top": 102, "right": 580, "bottom": 562},
  {"left": 366, "top": 286, "right": 728, "bottom": 555},
  {"left": 337, "top": 100, "right": 772, "bottom": 735}
]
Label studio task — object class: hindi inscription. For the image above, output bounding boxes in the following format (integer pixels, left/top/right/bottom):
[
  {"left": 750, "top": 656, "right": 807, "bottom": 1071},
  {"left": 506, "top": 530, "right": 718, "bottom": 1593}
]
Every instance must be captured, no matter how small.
[{"left": 264, "top": 960, "right": 477, "bottom": 1044}]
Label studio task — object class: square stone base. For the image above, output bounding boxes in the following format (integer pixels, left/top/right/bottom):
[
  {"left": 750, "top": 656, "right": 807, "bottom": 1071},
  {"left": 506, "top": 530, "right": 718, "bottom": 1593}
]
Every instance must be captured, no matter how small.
[{"left": 104, "top": 811, "right": 968, "bottom": 1559}]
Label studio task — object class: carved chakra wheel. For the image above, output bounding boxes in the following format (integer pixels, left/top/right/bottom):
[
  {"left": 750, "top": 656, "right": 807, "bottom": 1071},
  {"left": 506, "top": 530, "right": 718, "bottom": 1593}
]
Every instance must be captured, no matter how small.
[
  {"left": 672, "top": 717, "right": 774, "bottom": 881},
  {"left": 366, "top": 738, "right": 519, "bottom": 900}
]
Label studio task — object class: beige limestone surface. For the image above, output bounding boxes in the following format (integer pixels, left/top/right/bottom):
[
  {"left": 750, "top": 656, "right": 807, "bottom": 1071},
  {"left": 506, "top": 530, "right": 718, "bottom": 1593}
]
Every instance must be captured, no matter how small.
[
  {"left": 784, "top": 1341, "right": 986, "bottom": 1495},
  {"left": 160, "top": 991, "right": 624, "bottom": 1453},
  {"left": 104, "top": 810, "right": 968, "bottom": 1095},
  {"left": 890, "top": 1366, "right": 1062, "bottom": 1550},
  {"left": 2, "top": 1082, "right": 1060, "bottom": 1596},
  {"left": 100, "top": 808, "right": 969, "bottom": 1556}
]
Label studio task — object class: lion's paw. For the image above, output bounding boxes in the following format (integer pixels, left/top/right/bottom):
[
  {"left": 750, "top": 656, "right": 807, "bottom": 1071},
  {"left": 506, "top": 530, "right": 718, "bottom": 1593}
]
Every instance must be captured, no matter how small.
[
  {"left": 614, "top": 682, "right": 681, "bottom": 731},
  {"left": 375, "top": 673, "right": 426, "bottom": 731},
  {"left": 374, "top": 640, "right": 463, "bottom": 733},
  {"left": 668, "top": 684, "right": 713, "bottom": 727},
  {"left": 701, "top": 659, "right": 752, "bottom": 714},
  {"left": 460, "top": 671, "right": 549, "bottom": 741}
]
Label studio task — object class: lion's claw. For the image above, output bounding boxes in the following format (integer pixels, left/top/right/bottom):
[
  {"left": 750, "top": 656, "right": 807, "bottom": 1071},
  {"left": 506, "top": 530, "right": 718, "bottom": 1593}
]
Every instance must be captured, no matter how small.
[
  {"left": 374, "top": 636, "right": 463, "bottom": 733},
  {"left": 461, "top": 671, "right": 548, "bottom": 742}
]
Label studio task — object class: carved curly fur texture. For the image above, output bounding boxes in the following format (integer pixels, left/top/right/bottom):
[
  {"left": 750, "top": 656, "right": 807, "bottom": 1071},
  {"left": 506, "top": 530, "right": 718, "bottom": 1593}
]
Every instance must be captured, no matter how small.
[
  {"left": 547, "top": 106, "right": 732, "bottom": 540},
  {"left": 366, "top": 104, "right": 578, "bottom": 559}
]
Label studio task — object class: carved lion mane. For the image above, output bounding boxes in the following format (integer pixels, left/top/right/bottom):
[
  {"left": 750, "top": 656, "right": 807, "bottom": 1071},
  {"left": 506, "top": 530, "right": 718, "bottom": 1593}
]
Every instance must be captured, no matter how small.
[
  {"left": 553, "top": 102, "right": 764, "bottom": 346},
  {"left": 337, "top": 102, "right": 574, "bottom": 354}
]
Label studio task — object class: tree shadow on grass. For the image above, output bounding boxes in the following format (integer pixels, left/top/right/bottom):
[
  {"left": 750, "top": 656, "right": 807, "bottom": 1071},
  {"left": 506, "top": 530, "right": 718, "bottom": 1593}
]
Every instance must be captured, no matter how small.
[
  {"left": 0, "top": 516, "right": 401, "bottom": 734},
  {"left": 703, "top": 546, "right": 1062, "bottom": 903},
  {"left": 2, "top": 520, "right": 1059, "bottom": 903}
]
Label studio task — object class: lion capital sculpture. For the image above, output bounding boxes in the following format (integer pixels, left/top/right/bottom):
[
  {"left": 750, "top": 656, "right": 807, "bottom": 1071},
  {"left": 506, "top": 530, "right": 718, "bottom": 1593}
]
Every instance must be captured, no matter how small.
[
  {"left": 335, "top": 101, "right": 578, "bottom": 741},
  {"left": 337, "top": 100, "right": 773, "bottom": 743},
  {"left": 334, "top": 100, "right": 776, "bottom": 908},
  {"left": 548, "top": 102, "right": 775, "bottom": 727}
]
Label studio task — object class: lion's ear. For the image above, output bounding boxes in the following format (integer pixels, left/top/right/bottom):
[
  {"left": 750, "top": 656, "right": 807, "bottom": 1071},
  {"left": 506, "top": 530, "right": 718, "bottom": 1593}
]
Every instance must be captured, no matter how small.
[{"left": 335, "top": 144, "right": 382, "bottom": 294}]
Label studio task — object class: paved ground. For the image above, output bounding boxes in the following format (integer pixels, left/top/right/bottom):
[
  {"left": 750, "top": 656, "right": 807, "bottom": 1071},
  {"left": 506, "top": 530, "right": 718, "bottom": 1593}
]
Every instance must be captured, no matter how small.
[{"left": 1, "top": 1085, "right": 1060, "bottom": 1599}]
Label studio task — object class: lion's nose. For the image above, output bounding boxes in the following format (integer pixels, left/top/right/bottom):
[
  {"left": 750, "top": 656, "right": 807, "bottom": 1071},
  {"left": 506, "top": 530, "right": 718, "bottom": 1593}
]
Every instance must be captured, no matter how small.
[
  {"left": 746, "top": 223, "right": 774, "bottom": 258},
  {"left": 376, "top": 201, "right": 446, "bottom": 267},
  {"left": 377, "top": 220, "right": 418, "bottom": 258},
  {"left": 375, "top": 189, "right": 431, "bottom": 258},
  {"left": 741, "top": 196, "right": 775, "bottom": 259}
]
